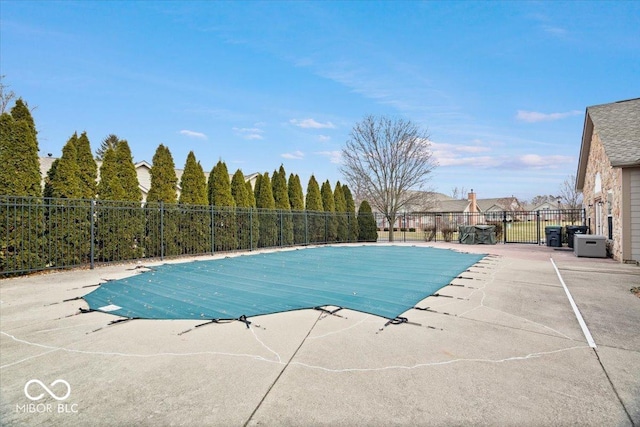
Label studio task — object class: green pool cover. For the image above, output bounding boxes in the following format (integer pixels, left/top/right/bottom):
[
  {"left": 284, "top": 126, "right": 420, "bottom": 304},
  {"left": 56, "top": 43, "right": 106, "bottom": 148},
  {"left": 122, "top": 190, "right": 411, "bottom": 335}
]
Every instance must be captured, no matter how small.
[{"left": 83, "top": 245, "right": 485, "bottom": 321}]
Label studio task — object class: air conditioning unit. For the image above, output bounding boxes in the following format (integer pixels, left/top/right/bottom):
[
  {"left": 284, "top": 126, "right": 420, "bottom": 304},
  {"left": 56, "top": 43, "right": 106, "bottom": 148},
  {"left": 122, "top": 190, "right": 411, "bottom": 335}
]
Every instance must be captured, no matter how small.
[{"left": 574, "top": 235, "right": 606, "bottom": 258}]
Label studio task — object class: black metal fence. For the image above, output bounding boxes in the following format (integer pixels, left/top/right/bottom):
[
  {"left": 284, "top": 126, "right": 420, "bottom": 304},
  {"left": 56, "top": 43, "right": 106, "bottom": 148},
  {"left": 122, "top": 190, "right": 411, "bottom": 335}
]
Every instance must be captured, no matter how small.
[
  {"left": 374, "top": 209, "right": 586, "bottom": 244},
  {"left": 1, "top": 195, "right": 586, "bottom": 276},
  {"left": 1, "top": 196, "right": 359, "bottom": 275}
]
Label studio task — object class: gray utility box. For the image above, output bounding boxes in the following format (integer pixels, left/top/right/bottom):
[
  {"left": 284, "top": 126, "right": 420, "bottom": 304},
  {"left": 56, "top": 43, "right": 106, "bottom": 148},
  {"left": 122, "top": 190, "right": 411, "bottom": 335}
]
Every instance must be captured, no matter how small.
[{"left": 574, "top": 235, "right": 606, "bottom": 258}]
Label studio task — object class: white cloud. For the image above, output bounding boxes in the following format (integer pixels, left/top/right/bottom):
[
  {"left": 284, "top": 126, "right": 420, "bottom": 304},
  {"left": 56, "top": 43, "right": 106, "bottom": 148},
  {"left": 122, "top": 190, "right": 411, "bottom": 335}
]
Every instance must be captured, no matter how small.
[
  {"left": 516, "top": 110, "right": 581, "bottom": 123},
  {"left": 290, "top": 118, "right": 336, "bottom": 129},
  {"left": 233, "top": 126, "right": 264, "bottom": 140},
  {"left": 430, "top": 142, "right": 574, "bottom": 170},
  {"left": 281, "top": 150, "right": 305, "bottom": 160},
  {"left": 318, "top": 135, "right": 331, "bottom": 142},
  {"left": 315, "top": 151, "right": 342, "bottom": 164},
  {"left": 179, "top": 130, "right": 207, "bottom": 140}
]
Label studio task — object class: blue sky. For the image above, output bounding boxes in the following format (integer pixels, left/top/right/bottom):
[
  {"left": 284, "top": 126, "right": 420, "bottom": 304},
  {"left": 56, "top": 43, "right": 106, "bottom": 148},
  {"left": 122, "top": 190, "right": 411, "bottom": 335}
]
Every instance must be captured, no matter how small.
[{"left": 2, "top": 1, "right": 638, "bottom": 201}]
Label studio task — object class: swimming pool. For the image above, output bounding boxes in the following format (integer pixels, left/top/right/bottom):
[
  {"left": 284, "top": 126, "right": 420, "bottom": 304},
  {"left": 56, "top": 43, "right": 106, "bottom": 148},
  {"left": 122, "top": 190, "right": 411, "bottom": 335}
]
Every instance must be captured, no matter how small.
[{"left": 83, "top": 245, "right": 485, "bottom": 321}]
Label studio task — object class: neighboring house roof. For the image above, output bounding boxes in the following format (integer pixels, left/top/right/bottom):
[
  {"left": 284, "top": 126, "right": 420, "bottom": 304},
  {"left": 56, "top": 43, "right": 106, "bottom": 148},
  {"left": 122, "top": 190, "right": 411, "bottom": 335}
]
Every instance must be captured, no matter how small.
[
  {"left": 577, "top": 98, "right": 640, "bottom": 190},
  {"left": 432, "top": 199, "right": 470, "bottom": 212},
  {"left": 477, "top": 197, "right": 521, "bottom": 212}
]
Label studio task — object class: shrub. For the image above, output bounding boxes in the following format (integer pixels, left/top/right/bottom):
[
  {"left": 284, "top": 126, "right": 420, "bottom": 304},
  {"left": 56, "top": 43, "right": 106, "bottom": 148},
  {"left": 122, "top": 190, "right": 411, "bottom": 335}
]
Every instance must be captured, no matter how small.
[
  {"left": 442, "top": 226, "right": 457, "bottom": 242},
  {"left": 424, "top": 225, "right": 436, "bottom": 241}
]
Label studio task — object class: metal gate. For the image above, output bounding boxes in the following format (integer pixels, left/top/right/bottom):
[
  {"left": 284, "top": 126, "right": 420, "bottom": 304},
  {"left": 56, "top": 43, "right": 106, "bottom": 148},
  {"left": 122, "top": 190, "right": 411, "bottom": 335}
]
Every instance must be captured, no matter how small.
[{"left": 374, "top": 209, "right": 586, "bottom": 244}]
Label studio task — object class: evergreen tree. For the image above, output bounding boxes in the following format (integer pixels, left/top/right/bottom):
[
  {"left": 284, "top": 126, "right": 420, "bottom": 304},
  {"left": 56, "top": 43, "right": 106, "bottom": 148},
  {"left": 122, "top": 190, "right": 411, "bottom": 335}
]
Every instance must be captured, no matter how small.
[
  {"left": 147, "top": 144, "right": 178, "bottom": 204},
  {"left": 321, "top": 180, "right": 337, "bottom": 242},
  {"left": 246, "top": 179, "right": 256, "bottom": 207},
  {"left": 208, "top": 160, "right": 237, "bottom": 251},
  {"left": 178, "top": 152, "right": 210, "bottom": 255},
  {"left": 256, "top": 172, "right": 277, "bottom": 248},
  {"left": 45, "top": 135, "right": 91, "bottom": 266},
  {"left": 96, "top": 143, "right": 143, "bottom": 261},
  {"left": 343, "top": 184, "right": 359, "bottom": 242},
  {"left": 288, "top": 173, "right": 306, "bottom": 244},
  {"left": 95, "top": 134, "right": 120, "bottom": 161},
  {"left": 305, "top": 175, "right": 324, "bottom": 243},
  {"left": 43, "top": 159, "right": 59, "bottom": 199},
  {"left": 334, "top": 181, "right": 348, "bottom": 242},
  {"left": 146, "top": 144, "right": 179, "bottom": 257},
  {"left": 358, "top": 200, "right": 378, "bottom": 242},
  {"left": 10, "top": 98, "right": 37, "bottom": 143},
  {"left": 75, "top": 132, "right": 97, "bottom": 199},
  {"left": 245, "top": 176, "right": 259, "bottom": 249},
  {"left": 48, "top": 135, "right": 80, "bottom": 199},
  {"left": 179, "top": 152, "right": 207, "bottom": 205},
  {"left": 0, "top": 113, "right": 41, "bottom": 197},
  {"left": 272, "top": 165, "right": 293, "bottom": 246},
  {"left": 0, "top": 110, "right": 42, "bottom": 272},
  {"left": 231, "top": 169, "right": 258, "bottom": 250},
  {"left": 114, "top": 140, "right": 141, "bottom": 202}
]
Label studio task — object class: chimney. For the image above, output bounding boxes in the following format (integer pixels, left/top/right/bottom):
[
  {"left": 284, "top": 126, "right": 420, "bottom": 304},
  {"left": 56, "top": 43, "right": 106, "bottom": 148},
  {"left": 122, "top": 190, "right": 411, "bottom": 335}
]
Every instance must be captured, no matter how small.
[
  {"left": 468, "top": 189, "right": 478, "bottom": 225},
  {"left": 468, "top": 189, "right": 477, "bottom": 213}
]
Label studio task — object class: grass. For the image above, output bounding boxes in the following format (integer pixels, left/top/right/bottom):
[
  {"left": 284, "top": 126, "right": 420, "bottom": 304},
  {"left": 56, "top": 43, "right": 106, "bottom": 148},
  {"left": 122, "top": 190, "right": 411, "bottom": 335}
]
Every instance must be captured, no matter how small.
[{"left": 377, "top": 220, "right": 585, "bottom": 244}]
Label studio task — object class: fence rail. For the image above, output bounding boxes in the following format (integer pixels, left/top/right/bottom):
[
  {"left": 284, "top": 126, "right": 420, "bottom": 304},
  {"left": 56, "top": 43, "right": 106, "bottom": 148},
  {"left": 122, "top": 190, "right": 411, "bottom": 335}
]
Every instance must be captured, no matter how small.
[
  {"left": 374, "top": 209, "right": 586, "bottom": 244},
  {"left": 1, "top": 196, "right": 360, "bottom": 275}
]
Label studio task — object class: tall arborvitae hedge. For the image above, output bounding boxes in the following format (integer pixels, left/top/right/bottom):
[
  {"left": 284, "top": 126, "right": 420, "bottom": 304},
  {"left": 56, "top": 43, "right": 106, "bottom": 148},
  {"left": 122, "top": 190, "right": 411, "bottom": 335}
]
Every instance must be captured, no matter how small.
[
  {"left": 44, "top": 135, "right": 91, "bottom": 266},
  {"left": 76, "top": 132, "right": 97, "bottom": 199},
  {"left": 0, "top": 107, "right": 41, "bottom": 197},
  {"left": 208, "top": 160, "right": 237, "bottom": 251},
  {"left": 358, "top": 200, "right": 378, "bottom": 242},
  {"left": 48, "top": 135, "right": 80, "bottom": 198},
  {"left": 333, "top": 181, "right": 348, "bottom": 242},
  {"left": 256, "top": 172, "right": 277, "bottom": 248},
  {"left": 178, "top": 151, "right": 210, "bottom": 255},
  {"left": 96, "top": 141, "right": 143, "bottom": 261},
  {"left": 288, "top": 173, "right": 306, "bottom": 244},
  {"left": 245, "top": 177, "right": 259, "bottom": 249},
  {"left": 231, "top": 169, "right": 258, "bottom": 250},
  {"left": 10, "top": 99, "right": 37, "bottom": 142},
  {"left": 179, "top": 151, "right": 207, "bottom": 205},
  {"left": 343, "top": 184, "right": 358, "bottom": 242},
  {"left": 272, "top": 165, "right": 293, "bottom": 246},
  {"left": 305, "top": 175, "right": 324, "bottom": 243},
  {"left": 147, "top": 144, "right": 178, "bottom": 203},
  {"left": 321, "top": 180, "right": 337, "bottom": 242},
  {"left": 146, "top": 144, "right": 179, "bottom": 257},
  {"left": 114, "top": 141, "right": 141, "bottom": 202},
  {"left": 0, "top": 104, "right": 43, "bottom": 272}
]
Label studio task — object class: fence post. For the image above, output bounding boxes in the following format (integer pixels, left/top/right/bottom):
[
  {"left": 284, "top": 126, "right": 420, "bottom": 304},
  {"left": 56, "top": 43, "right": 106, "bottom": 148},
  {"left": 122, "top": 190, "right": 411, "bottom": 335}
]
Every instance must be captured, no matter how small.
[
  {"left": 90, "top": 199, "right": 95, "bottom": 269},
  {"left": 249, "top": 208, "right": 253, "bottom": 251},
  {"left": 279, "top": 210, "right": 283, "bottom": 247},
  {"left": 536, "top": 210, "right": 541, "bottom": 245},
  {"left": 210, "top": 205, "right": 215, "bottom": 254},
  {"left": 160, "top": 201, "right": 164, "bottom": 261},
  {"left": 502, "top": 211, "right": 507, "bottom": 244},
  {"left": 305, "top": 211, "right": 308, "bottom": 245}
]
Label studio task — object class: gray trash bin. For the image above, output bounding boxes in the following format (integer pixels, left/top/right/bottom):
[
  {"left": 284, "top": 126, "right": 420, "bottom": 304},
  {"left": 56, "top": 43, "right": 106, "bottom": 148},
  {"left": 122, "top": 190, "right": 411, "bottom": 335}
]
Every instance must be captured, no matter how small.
[{"left": 545, "top": 226, "right": 562, "bottom": 247}]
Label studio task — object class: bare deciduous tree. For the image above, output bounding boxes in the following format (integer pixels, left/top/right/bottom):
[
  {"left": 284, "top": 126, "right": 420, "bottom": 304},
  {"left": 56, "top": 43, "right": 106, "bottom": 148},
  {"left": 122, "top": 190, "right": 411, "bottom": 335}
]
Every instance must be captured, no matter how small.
[
  {"left": 340, "top": 115, "right": 437, "bottom": 242},
  {"left": 0, "top": 75, "right": 16, "bottom": 114},
  {"left": 451, "top": 186, "right": 468, "bottom": 200},
  {"left": 559, "top": 173, "right": 583, "bottom": 222}
]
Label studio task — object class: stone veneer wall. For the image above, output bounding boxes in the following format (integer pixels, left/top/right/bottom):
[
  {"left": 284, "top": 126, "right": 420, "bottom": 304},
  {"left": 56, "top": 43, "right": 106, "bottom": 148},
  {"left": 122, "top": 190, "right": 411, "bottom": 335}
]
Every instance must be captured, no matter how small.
[{"left": 582, "top": 130, "right": 623, "bottom": 260}]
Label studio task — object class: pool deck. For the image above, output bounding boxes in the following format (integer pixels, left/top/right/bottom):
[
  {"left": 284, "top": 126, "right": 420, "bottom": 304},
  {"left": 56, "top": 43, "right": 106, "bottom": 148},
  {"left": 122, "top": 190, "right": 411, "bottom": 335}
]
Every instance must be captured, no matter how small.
[{"left": 1, "top": 243, "right": 639, "bottom": 426}]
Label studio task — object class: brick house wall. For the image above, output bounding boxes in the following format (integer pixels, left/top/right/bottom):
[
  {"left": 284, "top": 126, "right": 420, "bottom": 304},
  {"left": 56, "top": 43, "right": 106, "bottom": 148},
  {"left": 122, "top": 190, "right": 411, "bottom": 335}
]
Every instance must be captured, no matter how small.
[{"left": 582, "top": 131, "right": 623, "bottom": 260}]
